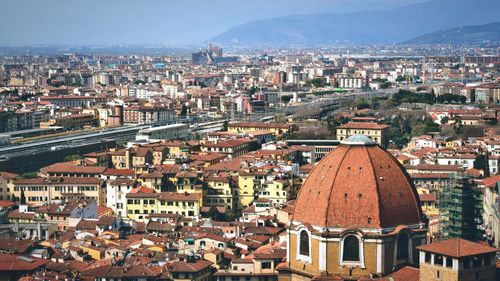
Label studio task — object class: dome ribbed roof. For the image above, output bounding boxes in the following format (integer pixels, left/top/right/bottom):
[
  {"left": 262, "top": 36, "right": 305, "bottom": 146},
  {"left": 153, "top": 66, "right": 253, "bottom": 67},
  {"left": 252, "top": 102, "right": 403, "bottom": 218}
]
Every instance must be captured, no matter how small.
[{"left": 292, "top": 141, "right": 423, "bottom": 229}]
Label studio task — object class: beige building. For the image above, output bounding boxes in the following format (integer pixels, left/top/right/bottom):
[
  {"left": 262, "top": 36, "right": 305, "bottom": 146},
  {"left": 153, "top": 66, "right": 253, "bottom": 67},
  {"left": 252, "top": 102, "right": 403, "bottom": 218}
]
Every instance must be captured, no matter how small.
[
  {"left": 126, "top": 190, "right": 202, "bottom": 222},
  {"left": 204, "top": 175, "right": 234, "bottom": 210},
  {"left": 417, "top": 239, "right": 496, "bottom": 281},
  {"left": 336, "top": 122, "right": 390, "bottom": 148},
  {"left": 13, "top": 177, "right": 104, "bottom": 205},
  {"left": 0, "top": 171, "right": 17, "bottom": 201}
]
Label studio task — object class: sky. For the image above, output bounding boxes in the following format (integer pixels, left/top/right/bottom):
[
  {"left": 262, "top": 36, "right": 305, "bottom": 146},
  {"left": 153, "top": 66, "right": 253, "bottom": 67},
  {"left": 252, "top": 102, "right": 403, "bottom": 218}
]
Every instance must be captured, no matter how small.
[{"left": 0, "top": 0, "right": 428, "bottom": 45}]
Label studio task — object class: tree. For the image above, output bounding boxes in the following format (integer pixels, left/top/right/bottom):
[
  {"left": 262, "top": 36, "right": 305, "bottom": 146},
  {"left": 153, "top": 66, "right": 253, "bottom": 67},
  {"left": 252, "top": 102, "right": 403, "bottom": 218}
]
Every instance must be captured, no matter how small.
[
  {"left": 207, "top": 206, "right": 229, "bottom": 221},
  {"left": 180, "top": 104, "right": 188, "bottom": 116},
  {"left": 326, "top": 115, "right": 349, "bottom": 133},
  {"left": 411, "top": 118, "right": 440, "bottom": 137},
  {"left": 437, "top": 94, "right": 466, "bottom": 104},
  {"left": 64, "top": 154, "right": 82, "bottom": 162},
  {"left": 247, "top": 86, "right": 259, "bottom": 96},
  {"left": 340, "top": 99, "right": 354, "bottom": 109},
  {"left": 20, "top": 189, "right": 26, "bottom": 205},
  {"left": 440, "top": 116, "right": 449, "bottom": 125},
  {"left": 19, "top": 172, "right": 38, "bottom": 179},
  {"left": 392, "top": 89, "right": 436, "bottom": 105},
  {"left": 396, "top": 75, "right": 407, "bottom": 82},
  {"left": 306, "top": 78, "right": 326, "bottom": 88},
  {"left": 353, "top": 97, "right": 370, "bottom": 109},
  {"left": 474, "top": 154, "right": 490, "bottom": 177}
]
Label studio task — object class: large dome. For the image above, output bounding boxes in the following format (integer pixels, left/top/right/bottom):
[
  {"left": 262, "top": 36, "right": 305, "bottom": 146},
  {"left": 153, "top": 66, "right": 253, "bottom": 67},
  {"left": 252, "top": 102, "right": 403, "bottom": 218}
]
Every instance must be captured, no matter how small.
[{"left": 292, "top": 135, "right": 423, "bottom": 229}]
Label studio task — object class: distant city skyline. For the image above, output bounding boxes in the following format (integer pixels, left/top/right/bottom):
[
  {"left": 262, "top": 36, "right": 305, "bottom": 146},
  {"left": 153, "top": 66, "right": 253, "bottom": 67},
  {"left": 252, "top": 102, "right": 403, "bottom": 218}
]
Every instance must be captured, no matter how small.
[{"left": 0, "top": 0, "right": 428, "bottom": 45}]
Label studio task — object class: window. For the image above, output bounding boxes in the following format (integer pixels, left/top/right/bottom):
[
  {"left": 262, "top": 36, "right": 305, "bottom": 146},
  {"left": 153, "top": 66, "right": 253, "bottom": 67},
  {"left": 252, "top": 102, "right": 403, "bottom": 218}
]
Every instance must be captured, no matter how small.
[
  {"left": 485, "top": 254, "right": 492, "bottom": 266},
  {"left": 435, "top": 255, "right": 443, "bottom": 265},
  {"left": 425, "top": 252, "right": 431, "bottom": 263},
  {"left": 262, "top": 262, "right": 272, "bottom": 269},
  {"left": 299, "top": 230, "right": 310, "bottom": 256},
  {"left": 463, "top": 257, "right": 470, "bottom": 269},
  {"left": 397, "top": 233, "right": 409, "bottom": 260},
  {"left": 446, "top": 257, "right": 452, "bottom": 268},
  {"left": 343, "top": 235, "right": 360, "bottom": 262}
]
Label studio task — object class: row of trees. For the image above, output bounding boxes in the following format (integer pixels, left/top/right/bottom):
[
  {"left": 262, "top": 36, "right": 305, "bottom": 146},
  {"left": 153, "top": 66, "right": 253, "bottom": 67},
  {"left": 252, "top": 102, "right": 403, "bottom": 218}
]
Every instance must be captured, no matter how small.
[
  {"left": 391, "top": 89, "right": 467, "bottom": 105},
  {"left": 436, "top": 93, "right": 467, "bottom": 104},
  {"left": 391, "top": 89, "right": 436, "bottom": 105}
]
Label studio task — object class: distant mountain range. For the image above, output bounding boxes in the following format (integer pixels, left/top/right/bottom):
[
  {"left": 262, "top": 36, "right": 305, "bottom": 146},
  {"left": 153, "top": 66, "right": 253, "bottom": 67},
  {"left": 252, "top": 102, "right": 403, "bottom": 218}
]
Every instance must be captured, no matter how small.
[
  {"left": 405, "top": 22, "right": 500, "bottom": 44},
  {"left": 211, "top": 0, "right": 500, "bottom": 45}
]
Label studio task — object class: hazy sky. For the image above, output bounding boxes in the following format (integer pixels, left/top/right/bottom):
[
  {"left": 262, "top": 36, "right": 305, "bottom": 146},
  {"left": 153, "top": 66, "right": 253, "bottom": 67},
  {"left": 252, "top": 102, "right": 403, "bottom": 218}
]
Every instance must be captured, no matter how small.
[{"left": 0, "top": 0, "right": 428, "bottom": 45}]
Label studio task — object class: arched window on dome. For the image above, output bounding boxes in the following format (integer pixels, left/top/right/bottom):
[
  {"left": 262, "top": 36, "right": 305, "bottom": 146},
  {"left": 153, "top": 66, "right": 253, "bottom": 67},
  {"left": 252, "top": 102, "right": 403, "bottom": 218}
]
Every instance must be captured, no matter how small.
[
  {"left": 397, "top": 233, "right": 409, "bottom": 260},
  {"left": 342, "top": 235, "right": 360, "bottom": 262},
  {"left": 299, "top": 230, "right": 310, "bottom": 256}
]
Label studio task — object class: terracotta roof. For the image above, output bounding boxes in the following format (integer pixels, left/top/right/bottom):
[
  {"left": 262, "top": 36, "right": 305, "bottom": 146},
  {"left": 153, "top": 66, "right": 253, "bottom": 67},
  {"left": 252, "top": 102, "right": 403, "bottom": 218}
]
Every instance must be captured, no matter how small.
[
  {"left": 190, "top": 153, "right": 227, "bottom": 162},
  {"left": 417, "top": 238, "right": 496, "bottom": 258},
  {"left": 108, "top": 178, "right": 135, "bottom": 186},
  {"left": 292, "top": 141, "right": 423, "bottom": 229},
  {"left": 418, "top": 193, "right": 437, "bottom": 202},
  {"left": 0, "top": 253, "right": 48, "bottom": 271},
  {"left": 299, "top": 163, "right": 315, "bottom": 174},
  {"left": 75, "top": 219, "right": 98, "bottom": 230},
  {"left": 15, "top": 177, "right": 102, "bottom": 185},
  {"left": 481, "top": 175, "right": 500, "bottom": 188},
  {"left": 146, "top": 221, "right": 175, "bottom": 232},
  {"left": 409, "top": 164, "right": 462, "bottom": 172},
  {"left": 129, "top": 186, "right": 155, "bottom": 194},
  {"left": 41, "top": 162, "right": 107, "bottom": 174},
  {"left": 158, "top": 192, "right": 201, "bottom": 202},
  {"left": 0, "top": 201, "right": 15, "bottom": 208},
  {"left": 7, "top": 209, "right": 35, "bottom": 220},
  {"left": 0, "top": 171, "right": 18, "bottom": 179},
  {"left": 0, "top": 238, "right": 34, "bottom": 254},
  {"left": 103, "top": 169, "right": 135, "bottom": 176},
  {"left": 168, "top": 259, "right": 213, "bottom": 272},
  {"left": 362, "top": 266, "right": 419, "bottom": 281}
]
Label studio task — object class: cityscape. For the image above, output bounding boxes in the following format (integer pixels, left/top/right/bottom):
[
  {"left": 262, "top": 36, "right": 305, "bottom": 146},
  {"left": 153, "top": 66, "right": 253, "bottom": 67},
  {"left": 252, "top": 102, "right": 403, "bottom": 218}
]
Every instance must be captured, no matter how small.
[{"left": 0, "top": 0, "right": 499, "bottom": 281}]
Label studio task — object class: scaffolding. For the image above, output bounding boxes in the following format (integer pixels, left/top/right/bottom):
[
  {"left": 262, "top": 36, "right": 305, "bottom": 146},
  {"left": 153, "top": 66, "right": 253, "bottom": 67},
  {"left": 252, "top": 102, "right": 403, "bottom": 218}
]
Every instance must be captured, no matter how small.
[{"left": 438, "top": 175, "right": 484, "bottom": 241}]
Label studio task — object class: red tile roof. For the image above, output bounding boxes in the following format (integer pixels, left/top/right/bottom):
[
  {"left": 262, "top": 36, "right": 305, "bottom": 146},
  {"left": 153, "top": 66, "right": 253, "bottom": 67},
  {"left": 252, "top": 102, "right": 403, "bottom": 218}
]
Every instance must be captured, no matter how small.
[
  {"left": 481, "top": 175, "right": 500, "bottom": 188},
  {"left": 41, "top": 162, "right": 107, "bottom": 174},
  {"left": 168, "top": 259, "right": 213, "bottom": 272},
  {"left": 418, "top": 193, "right": 437, "bottom": 202},
  {"left": 0, "top": 253, "right": 48, "bottom": 271},
  {"left": 0, "top": 201, "right": 15, "bottom": 208},
  {"left": 103, "top": 168, "right": 135, "bottom": 176},
  {"left": 417, "top": 238, "right": 496, "bottom": 258},
  {"left": 0, "top": 171, "right": 18, "bottom": 179},
  {"left": 129, "top": 186, "right": 155, "bottom": 194}
]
